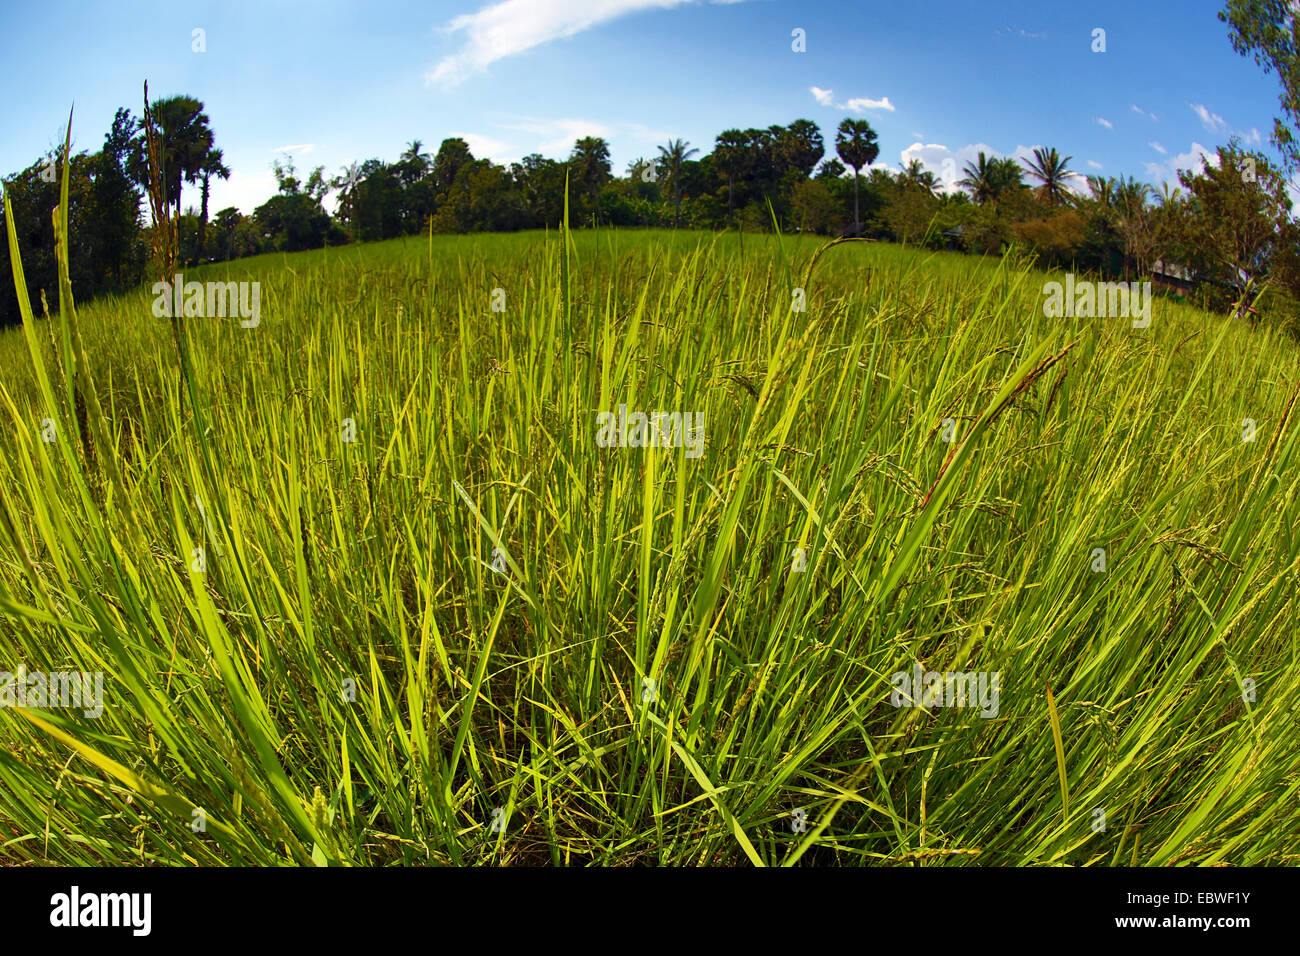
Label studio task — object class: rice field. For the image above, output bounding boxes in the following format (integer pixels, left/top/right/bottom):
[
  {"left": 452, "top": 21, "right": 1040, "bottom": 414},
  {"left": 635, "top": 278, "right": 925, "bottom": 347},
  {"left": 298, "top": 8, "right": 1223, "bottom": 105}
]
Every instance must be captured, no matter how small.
[{"left": 2, "top": 203, "right": 1299, "bottom": 865}]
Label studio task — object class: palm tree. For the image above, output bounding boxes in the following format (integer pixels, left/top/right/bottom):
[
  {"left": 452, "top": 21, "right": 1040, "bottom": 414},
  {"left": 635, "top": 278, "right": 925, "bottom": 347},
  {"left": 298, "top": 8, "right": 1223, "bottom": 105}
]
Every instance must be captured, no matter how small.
[
  {"left": 835, "top": 118, "right": 880, "bottom": 235},
  {"left": 989, "top": 157, "right": 1025, "bottom": 197},
  {"left": 959, "top": 153, "right": 1024, "bottom": 205},
  {"left": 569, "top": 136, "right": 612, "bottom": 197},
  {"left": 332, "top": 162, "right": 363, "bottom": 241},
  {"left": 149, "top": 95, "right": 215, "bottom": 223},
  {"left": 1087, "top": 175, "right": 1117, "bottom": 207},
  {"left": 398, "top": 140, "right": 431, "bottom": 186},
  {"left": 1023, "top": 147, "right": 1075, "bottom": 207},
  {"left": 196, "top": 147, "right": 230, "bottom": 264},
  {"left": 779, "top": 119, "right": 825, "bottom": 178},
  {"left": 1114, "top": 176, "right": 1151, "bottom": 214},
  {"left": 713, "top": 129, "right": 749, "bottom": 219},
  {"left": 657, "top": 138, "right": 699, "bottom": 227},
  {"left": 958, "top": 152, "right": 999, "bottom": 204},
  {"left": 899, "top": 157, "right": 938, "bottom": 196}
]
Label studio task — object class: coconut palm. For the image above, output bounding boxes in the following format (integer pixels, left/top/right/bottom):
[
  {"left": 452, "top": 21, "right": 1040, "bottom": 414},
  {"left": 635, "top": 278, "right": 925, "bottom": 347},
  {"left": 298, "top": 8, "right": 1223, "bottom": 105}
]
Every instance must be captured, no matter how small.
[
  {"left": 332, "top": 162, "right": 363, "bottom": 242},
  {"left": 397, "top": 140, "right": 431, "bottom": 186},
  {"left": 1114, "top": 175, "right": 1151, "bottom": 214},
  {"left": 569, "top": 136, "right": 612, "bottom": 198},
  {"left": 958, "top": 152, "right": 999, "bottom": 204},
  {"left": 990, "top": 157, "right": 1025, "bottom": 196},
  {"left": 835, "top": 118, "right": 880, "bottom": 234},
  {"left": 657, "top": 138, "right": 699, "bottom": 227},
  {"left": 959, "top": 152, "right": 1024, "bottom": 205},
  {"left": 899, "top": 157, "right": 939, "bottom": 196},
  {"left": 1023, "top": 147, "right": 1075, "bottom": 207},
  {"left": 1087, "top": 175, "right": 1117, "bottom": 207}
]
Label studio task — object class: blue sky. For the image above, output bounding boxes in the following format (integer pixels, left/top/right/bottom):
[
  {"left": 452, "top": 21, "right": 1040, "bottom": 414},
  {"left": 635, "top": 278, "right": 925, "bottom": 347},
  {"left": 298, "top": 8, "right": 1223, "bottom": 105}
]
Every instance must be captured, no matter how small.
[{"left": 0, "top": 0, "right": 1287, "bottom": 214}]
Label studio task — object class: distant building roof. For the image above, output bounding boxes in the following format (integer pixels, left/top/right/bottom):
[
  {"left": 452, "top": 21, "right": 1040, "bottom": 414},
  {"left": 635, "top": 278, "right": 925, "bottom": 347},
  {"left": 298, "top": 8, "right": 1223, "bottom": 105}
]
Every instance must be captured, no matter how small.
[{"left": 1153, "top": 259, "right": 1192, "bottom": 281}]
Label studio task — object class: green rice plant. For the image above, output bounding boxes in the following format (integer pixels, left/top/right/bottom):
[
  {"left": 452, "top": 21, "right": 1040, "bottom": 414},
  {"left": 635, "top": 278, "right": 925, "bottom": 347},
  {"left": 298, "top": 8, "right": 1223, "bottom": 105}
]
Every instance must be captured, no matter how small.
[{"left": 1, "top": 128, "right": 1298, "bottom": 866}]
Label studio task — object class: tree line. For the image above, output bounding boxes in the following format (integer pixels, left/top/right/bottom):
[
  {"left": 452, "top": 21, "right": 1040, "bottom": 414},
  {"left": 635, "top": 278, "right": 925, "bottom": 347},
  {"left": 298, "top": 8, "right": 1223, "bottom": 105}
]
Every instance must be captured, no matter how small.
[{"left": 2, "top": 95, "right": 1298, "bottom": 329}]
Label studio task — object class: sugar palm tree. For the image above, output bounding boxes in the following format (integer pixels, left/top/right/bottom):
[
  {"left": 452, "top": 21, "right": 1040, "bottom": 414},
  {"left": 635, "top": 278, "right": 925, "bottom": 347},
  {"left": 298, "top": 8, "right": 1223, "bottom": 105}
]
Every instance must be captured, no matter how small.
[
  {"left": 148, "top": 95, "right": 215, "bottom": 222},
  {"left": 835, "top": 118, "right": 880, "bottom": 234},
  {"left": 657, "top": 138, "right": 699, "bottom": 227},
  {"left": 196, "top": 147, "right": 230, "bottom": 263},
  {"left": 713, "top": 129, "right": 749, "bottom": 219},
  {"left": 1023, "top": 147, "right": 1075, "bottom": 207}
]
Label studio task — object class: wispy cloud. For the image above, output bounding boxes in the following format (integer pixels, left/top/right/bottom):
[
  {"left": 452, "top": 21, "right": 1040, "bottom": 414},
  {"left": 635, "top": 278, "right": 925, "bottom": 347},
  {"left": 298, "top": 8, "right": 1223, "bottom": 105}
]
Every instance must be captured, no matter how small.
[
  {"left": 995, "top": 25, "right": 1044, "bottom": 39},
  {"left": 497, "top": 116, "right": 612, "bottom": 154},
  {"left": 809, "top": 87, "right": 895, "bottom": 112},
  {"left": 1095, "top": 117, "right": 1113, "bottom": 129},
  {"left": 1149, "top": 141, "right": 1167, "bottom": 154},
  {"left": 427, "top": 0, "right": 752, "bottom": 85},
  {"left": 1086, "top": 160, "right": 1103, "bottom": 170},
  {"left": 273, "top": 143, "right": 314, "bottom": 154},
  {"left": 1189, "top": 102, "right": 1226, "bottom": 133},
  {"left": 451, "top": 131, "right": 513, "bottom": 162}
]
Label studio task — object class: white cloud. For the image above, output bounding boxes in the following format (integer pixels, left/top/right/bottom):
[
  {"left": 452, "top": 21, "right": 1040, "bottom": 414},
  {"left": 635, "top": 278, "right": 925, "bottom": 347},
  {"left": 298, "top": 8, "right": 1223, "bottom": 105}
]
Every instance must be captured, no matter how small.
[
  {"left": 427, "top": 0, "right": 752, "bottom": 85},
  {"left": 451, "top": 131, "right": 514, "bottom": 162},
  {"left": 1131, "top": 104, "right": 1146, "bottom": 117},
  {"left": 1247, "top": 126, "right": 1263, "bottom": 145},
  {"left": 1086, "top": 160, "right": 1103, "bottom": 170},
  {"left": 1149, "top": 141, "right": 1167, "bottom": 154},
  {"left": 809, "top": 87, "right": 895, "bottom": 112},
  {"left": 1143, "top": 141, "right": 1218, "bottom": 186},
  {"left": 205, "top": 166, "right": 279, "bottom": 217},
  {"left": 498, "top": 116, "right": 613, "bottom": 154},
  {"left": 1190, "top": 103, "right": 1226, "bottom": 133},
  {"left": 624, "top": 121, "right": 673, "bottom": 143},
  {"left": 844, "top": 95, "right": 894, "bottom": 112},
  {"left": 273, "top": 144, "right": 314, "bottom": 154},
  {"left": 1095, "top": 117, "right": 1113, "bottom": 129}
]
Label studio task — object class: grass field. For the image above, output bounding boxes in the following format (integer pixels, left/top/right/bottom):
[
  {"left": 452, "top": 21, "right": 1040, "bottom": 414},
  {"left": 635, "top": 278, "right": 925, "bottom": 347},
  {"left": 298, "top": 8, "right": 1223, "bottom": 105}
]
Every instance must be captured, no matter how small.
[{"left": 2, "top": 207, "right": 1299, "bottom": 865}]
